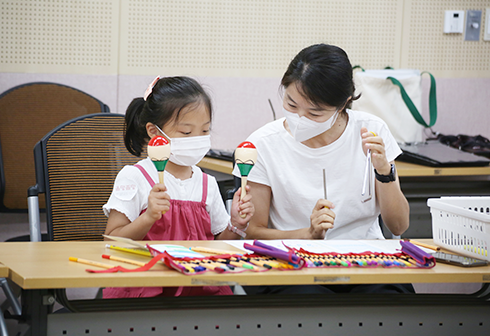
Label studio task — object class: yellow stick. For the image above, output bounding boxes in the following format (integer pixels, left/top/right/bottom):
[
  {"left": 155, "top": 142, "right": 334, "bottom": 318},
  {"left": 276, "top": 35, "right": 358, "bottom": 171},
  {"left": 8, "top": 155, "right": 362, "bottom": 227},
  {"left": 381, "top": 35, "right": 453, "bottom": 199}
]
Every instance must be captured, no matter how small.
[
  {"left": 105, "top": 244, "right": 152, "bottom": 257},
  {"left": 190, "top": 246, "right": 243, "bottom": 255},
  {"left": 101, "top": 254, "right": 146, "bottom": 267},
  {"left": 69, "top": 257, "right": 113, "bottom": 269},
  {"left": 406, "top": 239, "right": 441, "bottom": 251}
]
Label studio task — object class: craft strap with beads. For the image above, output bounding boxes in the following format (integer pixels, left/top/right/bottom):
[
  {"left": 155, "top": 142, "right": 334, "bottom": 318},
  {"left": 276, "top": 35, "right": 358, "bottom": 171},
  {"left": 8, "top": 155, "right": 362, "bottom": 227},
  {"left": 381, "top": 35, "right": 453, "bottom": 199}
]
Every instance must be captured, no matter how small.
[
  {"left": 285, "top": 240, "right": 435, "bottom": 269},
  {"left": 83, "top": 240, "right": 435, "bottom": 275},
  {"left": 85, "top": 245, "right": 299, "bottom": 275}
]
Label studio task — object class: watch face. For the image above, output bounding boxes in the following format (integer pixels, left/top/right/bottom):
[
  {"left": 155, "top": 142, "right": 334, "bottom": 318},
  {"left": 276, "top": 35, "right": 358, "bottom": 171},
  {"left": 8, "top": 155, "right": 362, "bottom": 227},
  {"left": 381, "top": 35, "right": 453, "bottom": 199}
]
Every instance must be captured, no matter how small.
[{"left": 389, "top": 164, "right": 396, "bottom": 180}]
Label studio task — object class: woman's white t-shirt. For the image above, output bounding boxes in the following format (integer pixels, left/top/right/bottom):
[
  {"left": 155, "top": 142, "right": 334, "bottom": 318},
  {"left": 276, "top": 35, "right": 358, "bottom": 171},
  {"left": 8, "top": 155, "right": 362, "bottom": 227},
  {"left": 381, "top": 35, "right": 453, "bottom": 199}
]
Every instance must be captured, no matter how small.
[
  {"left": 103, "top": 157, "right": 229, "bottom": 236},
  {"left": 233, "top": 109, "right": 401, "bottom": 240}
]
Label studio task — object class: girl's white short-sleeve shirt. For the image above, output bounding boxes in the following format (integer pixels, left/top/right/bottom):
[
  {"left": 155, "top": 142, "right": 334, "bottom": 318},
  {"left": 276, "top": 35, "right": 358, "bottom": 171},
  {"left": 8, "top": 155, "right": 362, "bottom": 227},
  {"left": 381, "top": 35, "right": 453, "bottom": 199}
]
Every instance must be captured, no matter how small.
[{"left": 103, "top": 157, "right": 229, "bottom": 236}]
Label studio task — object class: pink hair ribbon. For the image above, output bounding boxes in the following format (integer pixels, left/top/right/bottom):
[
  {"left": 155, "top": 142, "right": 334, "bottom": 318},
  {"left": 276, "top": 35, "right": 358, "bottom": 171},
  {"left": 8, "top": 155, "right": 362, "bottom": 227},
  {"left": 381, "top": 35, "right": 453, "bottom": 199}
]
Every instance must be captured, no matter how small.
[{"left": 143, "top": 76, "right": 160, "bottom": 101}]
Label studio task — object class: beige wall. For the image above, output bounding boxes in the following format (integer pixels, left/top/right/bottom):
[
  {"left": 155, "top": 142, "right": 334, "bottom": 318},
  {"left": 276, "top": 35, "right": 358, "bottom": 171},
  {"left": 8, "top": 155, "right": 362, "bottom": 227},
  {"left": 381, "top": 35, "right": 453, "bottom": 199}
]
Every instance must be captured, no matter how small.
[{"left": 1, "top": 0, "right": 489, "bottom": 149}]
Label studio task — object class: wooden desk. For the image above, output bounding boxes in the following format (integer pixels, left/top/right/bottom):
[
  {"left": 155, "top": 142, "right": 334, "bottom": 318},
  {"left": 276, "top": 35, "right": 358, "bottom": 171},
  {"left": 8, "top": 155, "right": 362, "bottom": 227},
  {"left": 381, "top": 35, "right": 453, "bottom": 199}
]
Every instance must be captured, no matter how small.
[
  {"left": 1, "top": 241, "right": 489, "bottom": 289},
  {"left": 0, "top": 263, "right": 7, "bottom": 278},
  {"left": 395, "top": 161, "right": 490, "bottom": 177},
  {"left": 199, "top": 156, "right": 490, "bottom": 178},
  {"left": 199, "top": 157, "right": 490, "bottom": 239},
  {"left": 198, "top": 156, "right": 233, "bottom": 175},
  {"left": 1, "top": 240, "right": 489, "bottom": 336}
]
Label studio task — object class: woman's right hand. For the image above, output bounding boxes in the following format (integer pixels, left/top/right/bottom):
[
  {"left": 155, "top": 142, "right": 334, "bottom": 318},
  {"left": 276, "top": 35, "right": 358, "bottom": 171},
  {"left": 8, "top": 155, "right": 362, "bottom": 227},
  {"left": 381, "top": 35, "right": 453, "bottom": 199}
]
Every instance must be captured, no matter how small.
[
  {"left": 309, "top": 199, "right": 335, "bottom": 239},
  {"left": 144, "top": 183, "right": 171, "bottom": 222}
]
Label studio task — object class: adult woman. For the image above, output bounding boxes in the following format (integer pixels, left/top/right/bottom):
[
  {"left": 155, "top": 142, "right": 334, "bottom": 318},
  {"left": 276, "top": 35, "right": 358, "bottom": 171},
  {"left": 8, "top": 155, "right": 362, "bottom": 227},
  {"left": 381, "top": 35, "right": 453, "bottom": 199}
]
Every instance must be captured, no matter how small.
[
  {"left": 234, "top": 43, "right": 411, "bottom": 294},
  {"left": 236, "top": 43, "right": 409, "bottom": 242}
]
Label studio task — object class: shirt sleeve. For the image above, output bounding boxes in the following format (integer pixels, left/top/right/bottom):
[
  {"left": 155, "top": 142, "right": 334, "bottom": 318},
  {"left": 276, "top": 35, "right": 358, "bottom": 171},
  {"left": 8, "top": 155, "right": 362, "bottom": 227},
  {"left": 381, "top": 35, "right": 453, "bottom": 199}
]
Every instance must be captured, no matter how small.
[
  {"left": 205, "top": 174, "right": 230, "bottom": 235},
  {"left": 378, "top": 122, "right": 402, "bottom": 162},
  {"left": 102, "top": 165, "right": 148, "bottom": 222}
]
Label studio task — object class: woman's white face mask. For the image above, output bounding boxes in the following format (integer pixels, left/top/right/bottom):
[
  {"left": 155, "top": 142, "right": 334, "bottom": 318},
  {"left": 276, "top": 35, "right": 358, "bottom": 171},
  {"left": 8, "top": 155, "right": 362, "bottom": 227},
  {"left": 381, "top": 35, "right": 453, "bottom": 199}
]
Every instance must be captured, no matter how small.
[
  {"left": 154, "top": 125, "right": 211, "bottom": 166},
  {"left": 283, "top": 108, "right": 339, "bottom": 142}
]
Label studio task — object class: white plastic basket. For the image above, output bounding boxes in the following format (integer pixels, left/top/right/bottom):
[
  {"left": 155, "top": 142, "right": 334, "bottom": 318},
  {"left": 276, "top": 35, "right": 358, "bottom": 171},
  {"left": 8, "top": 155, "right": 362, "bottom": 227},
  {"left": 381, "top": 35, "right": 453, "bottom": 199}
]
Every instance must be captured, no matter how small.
[{"left": 427, "top": 196, "right": 490, "bottom": 260}]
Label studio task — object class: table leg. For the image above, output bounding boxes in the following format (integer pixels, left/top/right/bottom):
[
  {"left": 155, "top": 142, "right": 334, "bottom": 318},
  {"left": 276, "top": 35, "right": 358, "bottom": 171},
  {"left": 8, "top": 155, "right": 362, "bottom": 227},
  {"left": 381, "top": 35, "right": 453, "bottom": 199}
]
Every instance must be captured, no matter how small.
[{"left": 21, "top": 289, "right": 53, "bottom": 336}]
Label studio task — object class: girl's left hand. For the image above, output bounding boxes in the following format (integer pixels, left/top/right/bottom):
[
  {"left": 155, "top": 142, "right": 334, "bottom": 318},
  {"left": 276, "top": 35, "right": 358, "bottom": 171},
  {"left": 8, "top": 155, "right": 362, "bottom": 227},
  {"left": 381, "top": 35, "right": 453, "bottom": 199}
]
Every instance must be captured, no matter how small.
[
  {"left": 230, "top": 186, "right": 254, "bottom": 228},
  {"left": 360, "top": 127, "right": 392, "bottom": 175}
]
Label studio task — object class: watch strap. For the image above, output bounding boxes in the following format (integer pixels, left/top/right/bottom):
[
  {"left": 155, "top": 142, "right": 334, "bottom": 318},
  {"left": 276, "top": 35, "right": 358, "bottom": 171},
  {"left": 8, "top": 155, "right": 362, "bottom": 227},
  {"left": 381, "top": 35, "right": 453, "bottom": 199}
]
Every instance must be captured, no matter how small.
[{"left": 374, "top": 164, "right": 396, "bottom": 183}]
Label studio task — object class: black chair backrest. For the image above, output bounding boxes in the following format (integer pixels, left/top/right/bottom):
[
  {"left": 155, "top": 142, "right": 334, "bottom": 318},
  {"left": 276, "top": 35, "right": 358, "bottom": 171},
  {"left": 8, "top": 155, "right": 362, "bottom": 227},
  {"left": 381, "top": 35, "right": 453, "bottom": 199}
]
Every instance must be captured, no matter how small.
[
  {"left": 0, "top": 82, "right": 110, "bottom": 212},
  {"left": 30, "top": 113, "right": 141, "bottom": 241}
]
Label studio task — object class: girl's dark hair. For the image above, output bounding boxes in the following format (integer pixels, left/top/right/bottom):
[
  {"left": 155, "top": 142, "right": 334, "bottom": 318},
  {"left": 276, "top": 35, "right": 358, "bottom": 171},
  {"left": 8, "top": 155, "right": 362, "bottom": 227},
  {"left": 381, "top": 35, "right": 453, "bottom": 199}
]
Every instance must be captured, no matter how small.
[
  {"left": 124, "top": 76, "right": 212, "bottom": 156},
  {"left": 281, "top": 44, "right": 360, "bottom": 112}
]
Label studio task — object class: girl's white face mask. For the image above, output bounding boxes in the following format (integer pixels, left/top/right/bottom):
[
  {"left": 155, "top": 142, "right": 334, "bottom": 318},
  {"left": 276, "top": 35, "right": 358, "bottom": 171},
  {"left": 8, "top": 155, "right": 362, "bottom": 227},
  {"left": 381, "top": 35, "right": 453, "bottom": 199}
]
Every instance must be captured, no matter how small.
[
  {"left": 283, "top": 108, "right": 339, "bottom": 142},
  {"left": 168, "top": 135, "right": 211, "bottom": 166},
  {"left": 154, "top": 125, "right": 211, "bottom": 166}
]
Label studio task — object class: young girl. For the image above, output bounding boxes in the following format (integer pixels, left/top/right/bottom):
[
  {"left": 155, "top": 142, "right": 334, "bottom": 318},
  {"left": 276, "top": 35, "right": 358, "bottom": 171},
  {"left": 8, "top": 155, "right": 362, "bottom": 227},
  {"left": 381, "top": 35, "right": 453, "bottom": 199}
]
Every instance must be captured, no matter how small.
[{"left": 103, "top": 76, "right": 254, "bottom": 297}]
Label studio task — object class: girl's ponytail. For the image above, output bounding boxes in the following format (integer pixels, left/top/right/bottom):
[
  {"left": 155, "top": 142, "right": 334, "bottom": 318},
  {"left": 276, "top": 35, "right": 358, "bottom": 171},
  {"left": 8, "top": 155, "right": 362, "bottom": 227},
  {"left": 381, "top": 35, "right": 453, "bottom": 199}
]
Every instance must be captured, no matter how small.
[{"left": 124, "top": 97, "right": 146, "bottom": 156}]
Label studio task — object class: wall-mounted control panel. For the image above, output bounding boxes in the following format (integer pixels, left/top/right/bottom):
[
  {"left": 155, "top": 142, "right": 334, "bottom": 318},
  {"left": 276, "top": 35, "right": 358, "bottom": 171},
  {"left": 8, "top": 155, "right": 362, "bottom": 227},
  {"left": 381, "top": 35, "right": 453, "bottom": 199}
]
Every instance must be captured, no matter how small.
[
  {"left": 464, "top": 10, "right": 482, "bottom": 41},
  {"left": 444, "top": 10, "right": 465, "bottom": 33}
]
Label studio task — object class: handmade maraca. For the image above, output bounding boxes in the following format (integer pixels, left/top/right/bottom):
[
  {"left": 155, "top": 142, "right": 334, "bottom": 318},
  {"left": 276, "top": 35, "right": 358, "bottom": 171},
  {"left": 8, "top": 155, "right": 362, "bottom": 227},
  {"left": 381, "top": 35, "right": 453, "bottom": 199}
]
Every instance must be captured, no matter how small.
[
  {"left": 235, "top": 141, "right": 257, "bottom": 217},
  {"left": 148, "top": 136, "right": 171, "bottom": 185}
]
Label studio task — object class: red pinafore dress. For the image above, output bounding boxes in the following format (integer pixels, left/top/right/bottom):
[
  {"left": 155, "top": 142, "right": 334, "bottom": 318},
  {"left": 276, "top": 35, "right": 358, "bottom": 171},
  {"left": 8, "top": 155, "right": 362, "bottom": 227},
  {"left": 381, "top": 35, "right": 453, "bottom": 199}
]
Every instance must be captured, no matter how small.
[{"left": 103, "top": 164, "right": 233, "bottom": 298}]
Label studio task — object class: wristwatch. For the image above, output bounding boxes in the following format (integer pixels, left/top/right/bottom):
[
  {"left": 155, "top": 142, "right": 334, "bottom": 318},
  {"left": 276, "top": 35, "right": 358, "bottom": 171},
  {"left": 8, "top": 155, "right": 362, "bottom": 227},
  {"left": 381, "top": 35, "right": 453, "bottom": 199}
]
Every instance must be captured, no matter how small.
[{"left": 374, "top": 163, "right": 396, "bottom": 183}]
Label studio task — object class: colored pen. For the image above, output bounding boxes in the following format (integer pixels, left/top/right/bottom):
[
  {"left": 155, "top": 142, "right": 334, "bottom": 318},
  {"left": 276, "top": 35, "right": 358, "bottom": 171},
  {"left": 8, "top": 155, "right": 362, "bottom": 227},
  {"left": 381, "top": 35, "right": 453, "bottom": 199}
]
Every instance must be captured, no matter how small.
[
  {"left": 212, "top": 260, "right": 235, "bottom": 271},
  {"left": 256, "top": 257, "right": 290, "bottom": 269},
  {"left": 335, "top": 256, "right": 350, "bottom": 267},
  {"left": 230, "top": 260, "right": 254, "bottom": 270},
  {"left": 169, "top": 261, "right": 190, "bottom": 273},
  {"left": 69, "top": 257, "right": 113, "bottom": 269},
  {"left": 323, "top": 257, "right": 338, "bottom": 266},
  {"left": 218, "top": 258, "right": 256, "bottom": 270},
  {"left": 404, "top": 239, "right": 441, "bottom": 251},
  {"left": 396, "top": 257, "right": 412, "bottom": 267},
  {"left": 203, "top": 260, "right": 233, "bottom": 271},
  {"left": 232, "top": 257, "right": 263, "bottom": 271},
  {"left": 260, "top": 256, "right": 295, "bottom": 269},
  {"left": 241, "top": 257, "right": 273, "bottom": 269},
  {"left": 101, "top": 254, "right": 146, "bottom": 267},
  {"left": 174, "top": 261, "right": 195, "bottom": 273},
  {"left": 191, "top": 261, "right": 226, "bottom": 273},
  {"left": 105, "top": 244, "right": 152, "bottom": 257},
  {"left": 190, "top": 246, "right": 243, "bottom": 255}
]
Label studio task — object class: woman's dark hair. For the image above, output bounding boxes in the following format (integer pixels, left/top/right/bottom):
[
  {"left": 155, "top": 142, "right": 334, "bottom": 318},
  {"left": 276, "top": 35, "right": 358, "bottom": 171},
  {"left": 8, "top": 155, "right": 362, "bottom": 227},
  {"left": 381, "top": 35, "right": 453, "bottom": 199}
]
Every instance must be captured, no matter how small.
[
  {"left": 124, "top": 76, "right": 212, "bottom": 156},
  {"left": 281, "top": 44, "right": 360, "bottom": 112}
]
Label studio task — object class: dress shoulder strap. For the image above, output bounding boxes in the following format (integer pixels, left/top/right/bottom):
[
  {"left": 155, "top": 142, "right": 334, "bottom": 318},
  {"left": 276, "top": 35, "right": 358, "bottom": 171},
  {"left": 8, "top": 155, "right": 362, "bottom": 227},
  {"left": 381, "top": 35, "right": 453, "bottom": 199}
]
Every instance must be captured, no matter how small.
[
  {"left": 134, "top": 164, "right": 155, "bottom": 187},
  {"left": 201, "top": 172, "right": 208, "bottom": 203}
]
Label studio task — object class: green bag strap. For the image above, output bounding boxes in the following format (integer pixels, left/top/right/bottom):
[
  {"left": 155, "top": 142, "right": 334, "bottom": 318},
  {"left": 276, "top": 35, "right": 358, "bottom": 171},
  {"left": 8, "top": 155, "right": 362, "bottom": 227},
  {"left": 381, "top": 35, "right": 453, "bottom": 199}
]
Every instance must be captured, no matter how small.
[
  {"left": 386, "top": 71, "right": 437, "bottom": 128},
  {"left": 353, "top": 65, "right": 392, "bottom": 71}
]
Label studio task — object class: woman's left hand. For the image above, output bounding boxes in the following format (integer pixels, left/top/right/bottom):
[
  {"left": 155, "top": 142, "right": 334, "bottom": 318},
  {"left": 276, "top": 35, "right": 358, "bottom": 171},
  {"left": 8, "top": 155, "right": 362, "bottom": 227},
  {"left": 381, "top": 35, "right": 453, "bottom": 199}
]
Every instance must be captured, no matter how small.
[{"left": 360, "top": 127, "right": 391, "bottom": 175}]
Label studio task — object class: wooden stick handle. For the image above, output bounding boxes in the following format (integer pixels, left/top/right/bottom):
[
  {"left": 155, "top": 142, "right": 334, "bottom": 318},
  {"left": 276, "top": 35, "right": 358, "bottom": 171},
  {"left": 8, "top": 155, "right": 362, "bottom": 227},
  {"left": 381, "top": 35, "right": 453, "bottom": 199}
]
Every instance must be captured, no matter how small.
[
  {"left": 239, "top": 176, "right": 247, "bottom": 218},
  {"left": 240, "top": 176, "right": 247, "bottom": 201},
  {"left": 158, "top": 171, "right": 167, "bottom": 214}
]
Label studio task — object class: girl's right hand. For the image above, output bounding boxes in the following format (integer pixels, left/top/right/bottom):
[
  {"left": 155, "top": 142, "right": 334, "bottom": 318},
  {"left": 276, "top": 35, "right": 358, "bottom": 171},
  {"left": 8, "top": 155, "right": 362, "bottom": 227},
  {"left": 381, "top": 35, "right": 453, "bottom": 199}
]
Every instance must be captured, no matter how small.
[
  {"left": 144, "top": 183, "right": 171, "bottom": 222},
  {"left": 309, "top": 199, "right": 335, "bottom": 239}
]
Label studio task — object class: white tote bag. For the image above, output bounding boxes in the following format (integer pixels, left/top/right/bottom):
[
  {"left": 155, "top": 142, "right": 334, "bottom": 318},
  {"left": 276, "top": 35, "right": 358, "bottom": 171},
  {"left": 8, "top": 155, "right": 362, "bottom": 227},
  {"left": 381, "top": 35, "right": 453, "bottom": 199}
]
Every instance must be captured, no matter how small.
[{"left": 352, "top": 67, "right": 437, "bottom": 144}]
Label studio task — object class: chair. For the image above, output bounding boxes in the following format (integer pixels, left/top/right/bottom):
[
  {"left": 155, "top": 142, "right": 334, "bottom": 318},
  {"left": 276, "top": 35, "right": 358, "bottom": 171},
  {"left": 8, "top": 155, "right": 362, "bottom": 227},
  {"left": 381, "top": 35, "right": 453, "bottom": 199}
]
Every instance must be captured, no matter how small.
[
  {"left": 0, "top": 82, "right": 110, "bottom": 213},
  {"left": 0, "top": 84, "right": 110, "bottom": 335},
  {"left": 28, "top": 113, "right": 141, "bottom": 242},
  {"left": 21, "top": 113, "right": 142, "bottom": 316}
]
